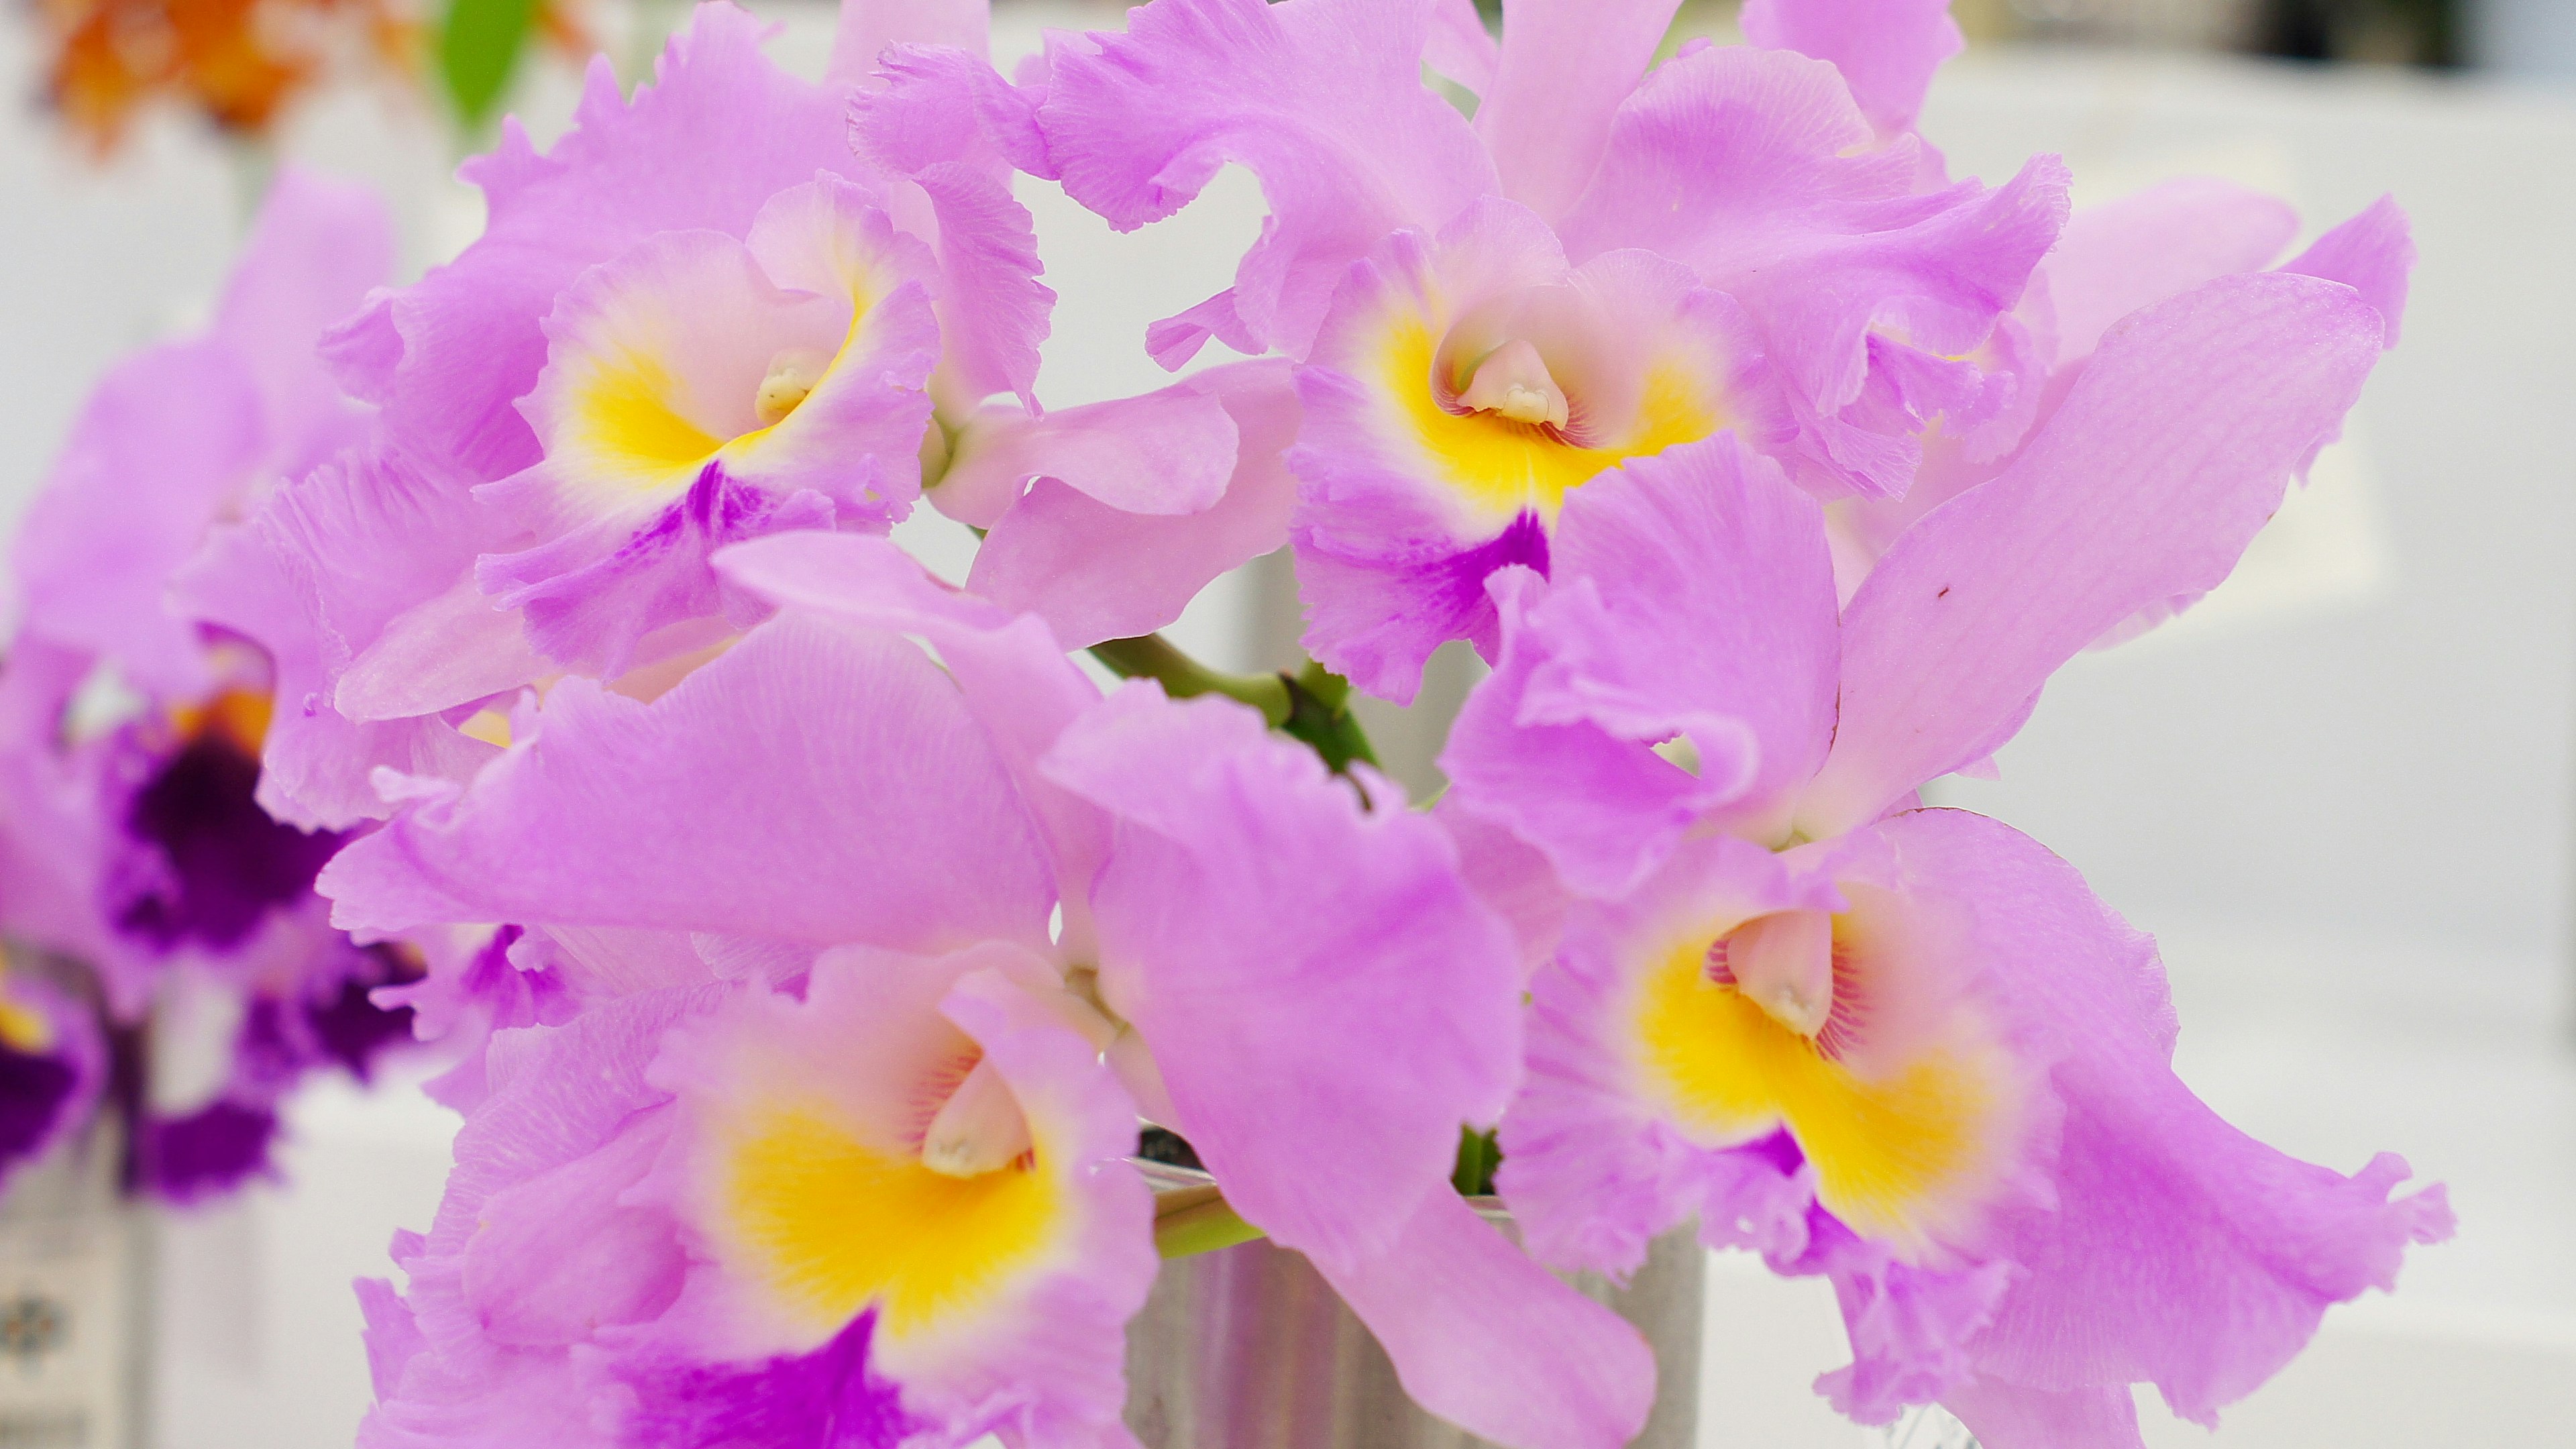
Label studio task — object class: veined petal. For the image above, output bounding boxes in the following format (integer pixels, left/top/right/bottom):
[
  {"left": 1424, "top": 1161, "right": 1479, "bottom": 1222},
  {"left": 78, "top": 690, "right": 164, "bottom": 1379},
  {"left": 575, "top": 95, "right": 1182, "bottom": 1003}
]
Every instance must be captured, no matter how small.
[
  {"left": 1036, "top": 0, "right": 1497, "bottom": 363},
  {"left": 850, "top": 46, "right": 1059, "bottom": 411},
  {"left": 319, "top": 612, "right": 1055, "bottom": 954},
  {"left": 623, "top": 954, "right": 1151, "bottom": 1444},
  {"left": 2037, "top": 177, "right": 2299, "bottom": 368},
  {"left": 1799, "top": 273, "right": 2385, "bottom": 838},
  {"left": 172, "top": 442, "right": 501, "bottom": 832},
  {"left": 1477, "top": 0, "right": 1682, "bottom": 221},
  {"left": 827, "top": 0, "right": 989, "bottom": 89},
  {"left": 1317, "top": 1187, "right": 1656, "bottom": 1449},
  {"left": 712, "top": 531, "right": 1112, "bottom": 954},
  {"left": 1881, "top": 810, "right": 2451, "bottom": 1431},
  {"left": 1442, "top": 436, "right": 1841, "bottom": 897},
  {"left": 1739, "top": 0, "right": 1964, "bottom": 140},
  {"left": 1044, "top": 686, "right": 1522, "bottom": 1271},
  {"left": 966, "top": 362, "right": 1302, "bottom": 649}
]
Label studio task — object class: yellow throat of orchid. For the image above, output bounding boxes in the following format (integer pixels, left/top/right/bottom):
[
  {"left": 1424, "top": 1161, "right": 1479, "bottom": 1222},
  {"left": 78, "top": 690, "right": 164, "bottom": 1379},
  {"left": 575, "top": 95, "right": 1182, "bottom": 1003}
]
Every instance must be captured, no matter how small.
[
  {"left": 715, "top": 1053, "right": 1060, "bottom": 1344},
  {"left": 1381, "top": 317, "right": 1724, "bottom": 525},
  {"left": 0, "top": 955, "right": 52, "bottom": 1057},
  {"left": 1629, "top": 911, "right": 2021, "bottom": 1258}
]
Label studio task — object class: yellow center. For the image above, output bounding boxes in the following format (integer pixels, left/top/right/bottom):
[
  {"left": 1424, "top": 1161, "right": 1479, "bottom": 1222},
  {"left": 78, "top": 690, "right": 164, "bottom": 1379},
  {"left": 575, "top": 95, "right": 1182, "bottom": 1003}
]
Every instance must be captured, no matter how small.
[
  {"left": 1632, "top": 936, "right": 2006, "bottom": 1255},
  {"left": 719, "top": 1103, "right": 1060, "bottom": 1342},
  {"left": 1381, "top": 319, "right": 1723, "bottom": 523}
]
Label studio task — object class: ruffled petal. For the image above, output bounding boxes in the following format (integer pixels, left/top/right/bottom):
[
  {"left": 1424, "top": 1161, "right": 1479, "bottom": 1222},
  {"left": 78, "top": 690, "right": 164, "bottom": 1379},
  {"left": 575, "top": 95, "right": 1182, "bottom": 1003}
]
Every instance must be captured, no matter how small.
[
  {"left": 1036, "top": 0, "right": 1498, "bottom": 363},
  {"left": 319, "top": 612, "right": 1055, "bottom": 953},
  {"left": 1799, "top": 273, "right": 2387, "bottom": 837},
  {"left": 1044, "top": 686, "right": 1521, "bottom": 1270},
  {"left": 826, "top": 0, "right": 989, "bottom": 89},
  {"left": 1477, "top": 0, "right": 1682, "bottom": 221},
  {"left": 171, "top": 443, "right": 501, "bottom": 831},
  {"left": 1880, "top": 808, "right": 2452, "bottom": 1429},
  {"left": 1442, "top": 435, "right": 1841, "bottom": 896},
  {"left": 966, "top": 362, "right": 1301, "bottom": 649},
  {"left": 622, "top": 955, "right": 1152, "bottom": 1444},
  {"left": 1289, "top": 202, "right": 1764, "bottom": 698},
  {"left": 1738, "top": 0, "right": 1964, "bottom": 139}
]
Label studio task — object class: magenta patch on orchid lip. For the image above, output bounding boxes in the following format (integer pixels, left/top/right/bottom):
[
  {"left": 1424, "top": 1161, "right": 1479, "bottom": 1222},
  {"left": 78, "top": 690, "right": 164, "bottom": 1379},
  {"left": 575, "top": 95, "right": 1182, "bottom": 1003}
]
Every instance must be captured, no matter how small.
[
  {"left": 0, "top": 1047, "right": 78, "bottom": 1169},
  {"left": 480, "top": 460, "right": 840, "bottom": 676},
  {"left": 139, "top": 1100, "right": 281, "bottom": 1203},
  {"left": 609, "top": 1310, "right": 916, "bottom": 1449},
  {"left": 111, "top": 727, "right": 348, "bottom": 954}
]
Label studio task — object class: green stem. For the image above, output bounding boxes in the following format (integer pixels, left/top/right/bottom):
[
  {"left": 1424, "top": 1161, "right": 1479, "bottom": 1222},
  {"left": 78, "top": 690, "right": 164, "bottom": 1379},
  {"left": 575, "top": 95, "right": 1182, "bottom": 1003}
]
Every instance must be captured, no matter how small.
[
  {"left": 1087, "top": 634, "right": 1292, "bottom": 725},
  {"left": 1087, "top": 634, "right": 1383, "bottom": 780},
  {"left": 1279, "top": 661, "right": 1380, "bottom": 775}
]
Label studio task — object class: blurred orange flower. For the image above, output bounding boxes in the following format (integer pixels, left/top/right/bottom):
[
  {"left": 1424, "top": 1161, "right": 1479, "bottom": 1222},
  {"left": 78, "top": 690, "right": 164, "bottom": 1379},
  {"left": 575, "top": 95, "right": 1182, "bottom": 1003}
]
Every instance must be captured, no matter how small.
[{"left": 34, "top": 0, "right": 590, "bottom": 154}]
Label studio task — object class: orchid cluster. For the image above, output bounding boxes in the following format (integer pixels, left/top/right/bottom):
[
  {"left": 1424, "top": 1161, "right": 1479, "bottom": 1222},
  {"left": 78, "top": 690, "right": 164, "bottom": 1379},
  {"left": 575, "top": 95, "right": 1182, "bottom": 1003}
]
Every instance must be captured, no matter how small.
[
  {"left": 0, "top": 170, "right": 427, "bottom": 1202},
  {"left": 1, "top": 0, "right": 2453, "bottom": 1446}
]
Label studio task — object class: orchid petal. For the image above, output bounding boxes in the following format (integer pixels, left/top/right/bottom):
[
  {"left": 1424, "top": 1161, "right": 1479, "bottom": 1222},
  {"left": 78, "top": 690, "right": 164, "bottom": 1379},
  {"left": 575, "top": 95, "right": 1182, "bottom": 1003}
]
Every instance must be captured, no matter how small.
[
  {"left": 1738, "top": 0, "right": 1964, "bottom": 140},
  {"left": 969, "top": 362, "right": 1301, "bottom": 649},
  {"left": 1478, "top": 0, "right": 1683, "bottom": 222},
  {"left": 1316, "top": 1188, "right": 1656, "bottom": 1449},
  {"left": 1045, "top": 686, "right": 1521, "bottom": 1270},
  {"left": 826, "top": 0, "right": 989, "bottom": 89},
  {"left": 320, "top": 612, "right": 1055, "bottom": 952},
  {"left": 1037, "top": 0, "right": 1497, "bottom": 363},
  {"left": 1801, "top": 273, "right": 2385, "bottom": 837}
]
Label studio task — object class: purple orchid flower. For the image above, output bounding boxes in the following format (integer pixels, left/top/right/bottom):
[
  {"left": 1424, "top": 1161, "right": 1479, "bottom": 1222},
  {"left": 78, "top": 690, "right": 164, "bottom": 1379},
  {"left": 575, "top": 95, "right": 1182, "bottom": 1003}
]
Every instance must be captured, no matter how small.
[
  {"left": 1437, "top": 272, "right": 2451, "bottom": 1444},
  {"left": 1027, "top": 0, "right": 2070, "bottom": 698},
  {"left": 1825, "top": 181, "right": 2416, "bottom": 612},
  {"left": 219, "top": 0, "right": 1307, "bottom": 842},
  {"left": 0, "top": 956, "right": 108, "bottom": 1193},
  {"left": 0, "top": 168, "right": 424, "bottom": 1201},
  {"left": 323, "top": 537, "right": 1656, "bottom": 1448}
]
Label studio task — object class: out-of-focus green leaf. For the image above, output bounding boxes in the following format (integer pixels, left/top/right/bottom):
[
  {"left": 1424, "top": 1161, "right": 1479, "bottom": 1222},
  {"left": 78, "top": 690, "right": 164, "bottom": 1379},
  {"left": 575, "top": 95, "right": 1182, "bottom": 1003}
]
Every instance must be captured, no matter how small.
[{"left": 439, "top": 0, "right": 539, "bottom": 133}]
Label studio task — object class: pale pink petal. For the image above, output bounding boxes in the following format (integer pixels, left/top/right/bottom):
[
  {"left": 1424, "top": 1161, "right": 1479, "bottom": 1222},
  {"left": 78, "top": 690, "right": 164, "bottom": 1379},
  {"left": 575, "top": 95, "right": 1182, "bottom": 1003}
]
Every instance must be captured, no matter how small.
[
  {"left": 1799, "top": 274, "right": 2386, "bottom": 837},
  {"left": 2279, "top": 195, "right": 2413, "bottom": 348},
  {"left": 333, "top": 9, "right": 871, "bottom": 483},
  {"left": 1036, "top": 0, "right": 1498, "bottom": 363},
  {"left": 1477, "top": 0, "right": 1683, "bottom": 221},
  {"left": 171, "top": 443, "right": 501, "bottom": 831},
  {"left": 712, "top": 530, "right": 1114, "bottom": 952},
  {"left": 826, "top": 0, "right": 989, "bottom": 89},
  {"left": 1739, "top": 0, "right": 1964, "bottom": 139},
  {"left": 969, "top": 364, "right": 1300, "bottom": 649},
  {"left": 1317, "top": 1187, "right": 1656, "bottom": 1449},
  {"left": 1442, "top": 437, "right": 1841, "bottom": 896},
  {"left": 2039, "top": 177, "right": 2299, "bottom": 365},
  {"left": 1044, "top": 686, "right": 1521, "bottom": 1270},
  {"left": 319, "top": 612, "right": 1055, "bottom": 953},
  {"left": 1882, "top": 808, "right": 2453, "bottom": 1430},
  {"left": 936, "top": 383, "right": 1240, "bottom": 527},
  {"left": 1424, "top": 0, "right": 1498, "bottom": 94}
]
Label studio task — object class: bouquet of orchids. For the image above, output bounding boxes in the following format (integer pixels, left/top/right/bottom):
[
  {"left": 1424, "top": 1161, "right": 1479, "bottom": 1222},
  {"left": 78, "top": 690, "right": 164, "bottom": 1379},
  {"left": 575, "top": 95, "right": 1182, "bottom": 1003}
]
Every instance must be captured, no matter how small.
[{"left": 3, "top": 0, "right": 2457, "bottom": 1446}]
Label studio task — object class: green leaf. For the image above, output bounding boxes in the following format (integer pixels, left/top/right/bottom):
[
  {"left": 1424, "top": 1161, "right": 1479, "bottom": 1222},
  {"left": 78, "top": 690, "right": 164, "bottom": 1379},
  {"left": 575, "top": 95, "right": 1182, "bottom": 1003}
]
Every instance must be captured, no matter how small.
[{"left": 439, "top": 0, "right": 540, "bottom": 133}]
